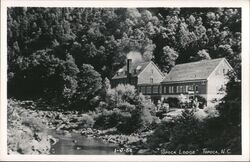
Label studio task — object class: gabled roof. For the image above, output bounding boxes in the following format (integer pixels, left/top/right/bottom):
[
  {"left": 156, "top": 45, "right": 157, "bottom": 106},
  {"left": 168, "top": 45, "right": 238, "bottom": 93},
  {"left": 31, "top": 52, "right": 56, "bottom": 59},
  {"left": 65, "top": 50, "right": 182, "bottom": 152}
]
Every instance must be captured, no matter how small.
[
  {"left": 162, "top": 58, "right": 226, "bottom": 83},
  {"left": 112, "top": 61, "right": 151, "bottom": 79}
]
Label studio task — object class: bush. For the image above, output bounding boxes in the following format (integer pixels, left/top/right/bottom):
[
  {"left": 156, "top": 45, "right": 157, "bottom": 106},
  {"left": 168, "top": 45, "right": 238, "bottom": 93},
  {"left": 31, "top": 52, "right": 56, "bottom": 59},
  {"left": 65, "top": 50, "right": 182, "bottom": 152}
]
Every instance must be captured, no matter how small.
[
  {"left": 148, "top": 109, "right": 207, "bottom": 153},
  {"left": 194, "top": 95, "right": 207, "bottom": 109},
  {"left": 166, "top": 97, "right": 180, "bottom": 108},
  {"left": 94, "top": 99, "right": 156, "bottom": 134},
  {"left": 105, "top": 84, "right": 136, "bottom": 108},
  {"left": 78, "top": 114, "right": 95, "bottom": 128},
  {"left": 95, "top": 84, "right": 157, "bottom": 134},
  {"left": 94, "top": 108, "right": 131, "bottom": 131},
  {"left": 147, "top": 121, "right": 173, "bottom": 148}
]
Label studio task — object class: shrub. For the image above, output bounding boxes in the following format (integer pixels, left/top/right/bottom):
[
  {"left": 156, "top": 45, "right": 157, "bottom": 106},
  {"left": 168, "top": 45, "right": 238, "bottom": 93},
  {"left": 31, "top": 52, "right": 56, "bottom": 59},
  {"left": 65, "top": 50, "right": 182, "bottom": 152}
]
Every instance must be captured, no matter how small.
[
  {"left": 95, "top": 84, "right": 157, "bottom": 134},
  {"left": 94, "top": 101, "right": 155, "bottom": 134},
  {"left": 147, "top": 121, "right": 173, "bottom": 148},
  {"left": 22, "top": 117, "right": 45, "bottom": 133},
  {"left": 94, "top": 108, "right": 131, "bottom": 131},
  {"left": 169, "top": 110, "right": 206, "bottom": 150},
  {"left": 194, "top": 95, "right": 207, "bottom": 109},
  {"left": 148, "top": 109, "right": 206, "bottom": 153},
  {"left": 106, "top": 84, "right": 136, "bottom": 108},
  {"left": 166, "top": 97, "right": 180, "bottom": 108},
  {"left": 78, "top": 114, "right": 95, "bottom": 128}
]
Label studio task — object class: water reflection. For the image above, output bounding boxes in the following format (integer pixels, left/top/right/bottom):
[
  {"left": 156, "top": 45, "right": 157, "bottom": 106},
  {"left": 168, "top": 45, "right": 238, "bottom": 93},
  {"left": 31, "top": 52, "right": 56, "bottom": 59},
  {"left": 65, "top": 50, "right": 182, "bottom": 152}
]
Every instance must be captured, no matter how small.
[{"left": 48, "top": 129, "right": 124, "bottom": 155}]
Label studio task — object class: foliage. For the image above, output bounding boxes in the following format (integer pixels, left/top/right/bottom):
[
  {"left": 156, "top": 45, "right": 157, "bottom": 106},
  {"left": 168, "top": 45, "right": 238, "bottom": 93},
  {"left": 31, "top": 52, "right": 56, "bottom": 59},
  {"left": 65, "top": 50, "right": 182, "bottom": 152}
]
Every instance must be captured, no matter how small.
[
  {"left": 105, "top": 84, "right": 137, "bottom": 108},
  {"left": 94, "top": 84, "right": 156, "bottom": 134},
  {"left": 78, "top": 114, "right": 95, "bottom": 128},
  {"left": 194, "top": 95, "right": 207, "bottom": 109},
  {"left": 147, "top": 121, "right": 172, "bottom": 148},
  {"left": 204, "top": 73, "right": 241, "bottom": 154},
  {"left": 148, "top": 109, "right": 206, "bottom": 152},
  {"left": 192, "top": 49, "right": 211, "bottom": 61},
  {"left": 8, "top": 8, "right": 241, "bottom": 104},
  {"left": 73, "top": 64, "right": 102, "bottom": 111},
  {"left": 166, "top": 97, "right": 180, "bottom": 108},
  {"left": 169, "top": 109, "right": 206, "bottom": 151},
  {"left": 160, "top": 46, "right": 179, "bottom": 72}
]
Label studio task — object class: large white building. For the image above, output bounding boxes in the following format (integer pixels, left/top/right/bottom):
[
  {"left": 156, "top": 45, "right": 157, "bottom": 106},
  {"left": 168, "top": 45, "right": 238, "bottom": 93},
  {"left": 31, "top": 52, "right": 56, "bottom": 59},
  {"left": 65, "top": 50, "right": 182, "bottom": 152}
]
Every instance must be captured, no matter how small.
[{"left": 160, "top": 58, "right": 233, "bottom": 106}]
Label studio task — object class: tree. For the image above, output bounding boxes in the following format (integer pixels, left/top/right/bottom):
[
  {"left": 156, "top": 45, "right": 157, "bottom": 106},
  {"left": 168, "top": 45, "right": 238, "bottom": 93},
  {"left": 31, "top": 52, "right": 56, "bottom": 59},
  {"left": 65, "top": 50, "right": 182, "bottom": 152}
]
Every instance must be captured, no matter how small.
[
  {"left": 191, "top": 49, "right": 211, "bottom": 61},
  {"left": 160, "top": 46, "right": 179, "bottom": 72},
  {"left": 74, "top": 64, "right": 102, "bottom": 111}
]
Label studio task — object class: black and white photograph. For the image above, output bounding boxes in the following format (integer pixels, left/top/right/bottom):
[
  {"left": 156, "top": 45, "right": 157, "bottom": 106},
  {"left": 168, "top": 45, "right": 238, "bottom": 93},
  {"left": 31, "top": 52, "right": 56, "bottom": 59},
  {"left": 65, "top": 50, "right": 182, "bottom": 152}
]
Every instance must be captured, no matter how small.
[{"left": 1, "top": 0, "right": 249, "bottom": 161}]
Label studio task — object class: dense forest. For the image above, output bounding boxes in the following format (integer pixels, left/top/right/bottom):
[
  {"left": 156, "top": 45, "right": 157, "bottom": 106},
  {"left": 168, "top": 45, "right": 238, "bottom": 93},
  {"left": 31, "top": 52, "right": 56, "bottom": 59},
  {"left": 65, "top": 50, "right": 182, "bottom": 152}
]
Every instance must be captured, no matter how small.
[
  {"left": 7, "top": 8, "right": 241, "bottom": 108},
  {"left": 7, "top": 7, "right": 242, "bottom": 155}
]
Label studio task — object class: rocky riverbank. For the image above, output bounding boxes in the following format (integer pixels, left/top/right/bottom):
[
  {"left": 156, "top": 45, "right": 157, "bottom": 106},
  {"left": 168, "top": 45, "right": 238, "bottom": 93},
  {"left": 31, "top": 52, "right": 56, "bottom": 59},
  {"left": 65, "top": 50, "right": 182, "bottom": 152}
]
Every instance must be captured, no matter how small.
[
  {"left": 8, "top": 99, "right": 53, "bottom": 154},
  {"left": 7, "top": 99, "right": 154, "bottom": 154},
  {"left": 80, "top": 127, "right": 154, "bottom": 154}
]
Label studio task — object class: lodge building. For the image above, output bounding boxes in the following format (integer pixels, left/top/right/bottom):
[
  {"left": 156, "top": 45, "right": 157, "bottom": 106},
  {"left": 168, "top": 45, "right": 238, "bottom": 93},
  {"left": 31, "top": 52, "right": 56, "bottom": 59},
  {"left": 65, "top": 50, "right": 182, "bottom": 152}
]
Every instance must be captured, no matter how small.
[{"left": 111, "top": 58, "right": 233, "bottom": 106}]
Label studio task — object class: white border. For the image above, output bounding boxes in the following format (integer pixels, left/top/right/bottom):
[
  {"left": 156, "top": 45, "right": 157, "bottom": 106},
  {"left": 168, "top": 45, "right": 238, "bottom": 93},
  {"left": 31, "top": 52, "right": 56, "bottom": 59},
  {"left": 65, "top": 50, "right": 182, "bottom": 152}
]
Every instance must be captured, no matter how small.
[{"left": 1, "top": 0, "right": 249, "bottom": 161}]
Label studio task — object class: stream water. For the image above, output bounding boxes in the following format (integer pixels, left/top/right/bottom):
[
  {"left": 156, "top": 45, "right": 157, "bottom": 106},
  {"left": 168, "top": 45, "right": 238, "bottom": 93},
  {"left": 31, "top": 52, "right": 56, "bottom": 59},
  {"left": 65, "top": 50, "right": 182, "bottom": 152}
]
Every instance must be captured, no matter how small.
[{"left": 48, "top": 129, "right": 124, "bottom": 155}]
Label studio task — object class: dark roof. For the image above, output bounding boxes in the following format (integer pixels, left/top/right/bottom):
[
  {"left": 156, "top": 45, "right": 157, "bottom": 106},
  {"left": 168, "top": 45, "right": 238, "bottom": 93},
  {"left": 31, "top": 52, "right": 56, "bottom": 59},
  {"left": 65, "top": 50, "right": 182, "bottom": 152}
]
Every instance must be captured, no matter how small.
[
  {"left": 112, "top": 61, "right": 150, "bottom": 79},
  {"left": 162, "top": 58, "right": 225, "bottom": 83}
]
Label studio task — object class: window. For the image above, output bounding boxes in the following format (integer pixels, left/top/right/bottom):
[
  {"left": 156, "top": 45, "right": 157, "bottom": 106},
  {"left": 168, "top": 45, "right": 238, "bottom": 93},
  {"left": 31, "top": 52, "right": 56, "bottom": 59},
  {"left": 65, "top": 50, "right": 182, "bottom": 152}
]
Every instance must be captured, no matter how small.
[
  {"left": 195, "top": 85, "right": 198, "bottom": 92},
  {"left": 223, "top": 69, "right": 225, "bottom": 74},
  {"left": 169, "top": 86, "right": 174, "bottom": 94},
  {"left": 181, "top": 86, "right": 184, "bottom": 93},
  {"left": 188, "top": 85, "right": 194, "bottom": 91},
  {"left": 146, "top": 86, "right": 152, "bottom": 94},
  {"left": 153, "top": 86, "right": 159, "bottom": 94},
  {"left": 150, "top": 77, "right": 153, "bottom": 84},
  {"left": 182, "top": 86, "right": 186, "bottom": 93},
  {"left": 177, "top": 86, "right": 184, "bottom": 93},
  {"left": 140, "top": 86, "right": 145, "bottom": 94},
  {"left": 151, "top": 69, "right": 154, "bottom": 74},
  {"left": 163, "top": 86, "right": 167, "bottom": 94},
  {"left": 186, "top": 85, "right": 189, "bottom": 92},
  {"left": 159, "top": 86, "right": 162, "bottom": 94},
  {"left": 177, "top": 86, "right": 180, "bottom": 93}
]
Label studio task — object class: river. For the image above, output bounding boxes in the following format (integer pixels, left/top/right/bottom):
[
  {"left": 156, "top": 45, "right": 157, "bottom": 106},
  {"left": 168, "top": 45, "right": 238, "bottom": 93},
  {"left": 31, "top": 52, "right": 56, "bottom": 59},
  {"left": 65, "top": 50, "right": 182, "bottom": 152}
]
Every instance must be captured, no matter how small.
[{"left": 48, "top": 129, "right": 124, "bottom": 155}]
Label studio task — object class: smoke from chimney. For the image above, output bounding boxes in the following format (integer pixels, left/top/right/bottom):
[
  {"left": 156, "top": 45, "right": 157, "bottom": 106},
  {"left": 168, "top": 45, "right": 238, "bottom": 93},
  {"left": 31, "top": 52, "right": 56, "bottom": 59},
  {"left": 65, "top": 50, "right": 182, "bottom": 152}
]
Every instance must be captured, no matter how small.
[{"left": 126, "top": 51, "right": 143, "bottom": 63}]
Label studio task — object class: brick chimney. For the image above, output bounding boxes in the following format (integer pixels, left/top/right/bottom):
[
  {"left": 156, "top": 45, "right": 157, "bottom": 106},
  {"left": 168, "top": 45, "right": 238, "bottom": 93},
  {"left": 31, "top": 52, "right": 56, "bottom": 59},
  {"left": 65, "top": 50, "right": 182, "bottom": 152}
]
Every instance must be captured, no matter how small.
[{"left": 127, "top": 59, "right": 132, "bottom": 84}]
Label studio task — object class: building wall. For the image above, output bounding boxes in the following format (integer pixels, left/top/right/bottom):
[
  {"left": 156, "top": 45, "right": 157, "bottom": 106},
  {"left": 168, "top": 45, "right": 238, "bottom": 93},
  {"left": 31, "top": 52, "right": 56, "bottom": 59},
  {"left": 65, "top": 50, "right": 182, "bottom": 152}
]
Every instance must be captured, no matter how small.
[
  {"left": 207, "top": 60, "right": 232, "bottom": 104},
  {"left": 138, "top": 62, "right": 164, "bottom": 84}
]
